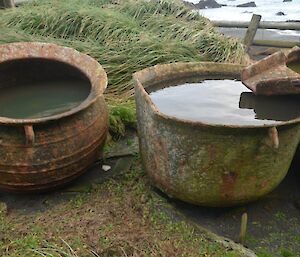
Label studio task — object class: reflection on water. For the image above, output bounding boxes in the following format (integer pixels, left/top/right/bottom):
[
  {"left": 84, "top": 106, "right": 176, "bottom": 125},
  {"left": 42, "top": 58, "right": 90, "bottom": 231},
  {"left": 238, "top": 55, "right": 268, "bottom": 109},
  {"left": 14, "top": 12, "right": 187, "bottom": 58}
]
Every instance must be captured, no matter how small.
[
  {"left": 287, "top": 61, "right": 300, "bottom": 74},
  {"left": 149, "top": 79, "right": 300, "bottom": 126},
  {"left": 239, "top": 92, "right": 300, "bottom": 121},
  {"left": 0, "top": 79, "right": 90, "bottom": 119}
]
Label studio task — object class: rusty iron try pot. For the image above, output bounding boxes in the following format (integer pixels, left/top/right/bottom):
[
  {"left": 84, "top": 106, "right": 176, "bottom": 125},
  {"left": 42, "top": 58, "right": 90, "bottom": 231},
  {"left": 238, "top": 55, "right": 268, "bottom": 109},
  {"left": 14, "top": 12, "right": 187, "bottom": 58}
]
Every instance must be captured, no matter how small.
[
  {"left": 133, "top": 62, "right": 300, "bottom": 207},
  {"left": 0, "top": 42, "right": 108, "bottom": 192}
]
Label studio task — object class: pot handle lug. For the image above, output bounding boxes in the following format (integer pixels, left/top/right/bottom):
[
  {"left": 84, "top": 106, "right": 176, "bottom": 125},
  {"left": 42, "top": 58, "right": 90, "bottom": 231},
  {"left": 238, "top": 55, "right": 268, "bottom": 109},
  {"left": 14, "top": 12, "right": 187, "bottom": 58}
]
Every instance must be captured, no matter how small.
[
  {"left": 268, "top": 127, "right": 279, "bottom": 149},
  {"left": 24, "top": 125, "right": 35, "bottom": 147}
]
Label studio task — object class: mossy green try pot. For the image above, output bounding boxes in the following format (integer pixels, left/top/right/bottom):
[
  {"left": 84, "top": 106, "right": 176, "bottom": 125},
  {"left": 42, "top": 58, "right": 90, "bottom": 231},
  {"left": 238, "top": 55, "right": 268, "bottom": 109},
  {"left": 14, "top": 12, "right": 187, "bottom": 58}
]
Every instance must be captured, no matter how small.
[{"left": 133, "top": 62, "right": 300, "bottom": 207}]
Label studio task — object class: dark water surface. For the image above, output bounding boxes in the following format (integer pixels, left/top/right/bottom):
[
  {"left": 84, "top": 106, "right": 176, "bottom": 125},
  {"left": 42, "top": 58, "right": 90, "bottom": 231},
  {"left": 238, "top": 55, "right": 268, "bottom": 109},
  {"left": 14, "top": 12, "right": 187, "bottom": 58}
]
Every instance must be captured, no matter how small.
[
  {"left": 149, "top": 79, "right": 300, "bottom": 126},
  {"left": 287, "top": 61, "right": 300, "bottom": 74},
  {"left": 0, "top": 79, "right": 90, "bottom": 119}
]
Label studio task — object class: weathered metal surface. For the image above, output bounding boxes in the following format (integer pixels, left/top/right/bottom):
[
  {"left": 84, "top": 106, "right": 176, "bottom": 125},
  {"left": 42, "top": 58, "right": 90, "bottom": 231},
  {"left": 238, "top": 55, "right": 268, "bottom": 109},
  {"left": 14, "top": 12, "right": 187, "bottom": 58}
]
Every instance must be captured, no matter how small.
[
  {"left": 0, "top": 42, "right": 108, "bottom": 192},
  {"left": 287, "top": 46, "right": 300, "bottom": 65},
  {"left": 133, "top": 62, "right": 300, "bottom": 207},
  {"left": 241, "top": 49, "right": 300, "bottom": 95}
]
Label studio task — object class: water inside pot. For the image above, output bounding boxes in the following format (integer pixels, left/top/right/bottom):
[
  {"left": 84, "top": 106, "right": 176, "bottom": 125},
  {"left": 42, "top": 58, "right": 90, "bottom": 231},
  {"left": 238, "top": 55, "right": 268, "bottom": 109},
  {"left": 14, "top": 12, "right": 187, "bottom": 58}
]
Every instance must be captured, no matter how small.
[
  {"left": 0, "top": 58, "right": 91, "bottom": 119},
  {"left": 149, "top": 79, "right": 300, "bottom": 126}
]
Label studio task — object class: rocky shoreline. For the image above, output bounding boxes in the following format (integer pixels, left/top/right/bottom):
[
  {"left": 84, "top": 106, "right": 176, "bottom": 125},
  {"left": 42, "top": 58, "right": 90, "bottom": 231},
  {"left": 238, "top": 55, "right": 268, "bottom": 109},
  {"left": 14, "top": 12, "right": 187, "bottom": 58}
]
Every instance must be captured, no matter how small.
[
  {"left": 183, "top": 0, "right": 294, "bottom": 10},
  {"left": 183, "top": 0, "right": 300, "bottom": 22}
]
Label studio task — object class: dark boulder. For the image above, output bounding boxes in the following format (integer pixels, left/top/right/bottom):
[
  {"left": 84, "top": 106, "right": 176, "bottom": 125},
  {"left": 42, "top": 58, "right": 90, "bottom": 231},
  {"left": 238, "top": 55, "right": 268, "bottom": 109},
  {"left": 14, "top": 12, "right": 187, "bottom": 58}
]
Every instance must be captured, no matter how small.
[
  {"left": 283, "top": 0, "right": 292, "bottom": 2},
  {"left": 237, "top": 1, "right": 256, "bottom": 7},
  {"left": 182, "top": 1, "right": 197, "bottom": 9},
  {"left": 276, "top": 11, "right": 286, "bottom": 16},
  {"left": 195, "top": 0, "right": 222, "bottom": 9}
]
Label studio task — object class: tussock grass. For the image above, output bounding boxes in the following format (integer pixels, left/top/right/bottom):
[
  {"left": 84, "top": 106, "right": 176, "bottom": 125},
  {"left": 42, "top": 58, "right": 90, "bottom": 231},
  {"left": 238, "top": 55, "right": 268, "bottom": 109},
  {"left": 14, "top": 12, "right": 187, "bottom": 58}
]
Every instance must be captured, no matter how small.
[{"left": 0, "top": 0, "right": 245, "bottom": 135}]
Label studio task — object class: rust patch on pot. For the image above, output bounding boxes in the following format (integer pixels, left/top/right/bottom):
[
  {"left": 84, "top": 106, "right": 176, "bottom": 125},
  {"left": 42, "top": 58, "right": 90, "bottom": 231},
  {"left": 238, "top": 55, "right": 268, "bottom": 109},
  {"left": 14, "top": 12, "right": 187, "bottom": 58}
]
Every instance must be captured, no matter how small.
[
  {"left": 207, "top": 145, "right": 217, "bottom": 163},
  {"left": 221, "top": 172, "right": 237, "bottom": 200},
  {"left": 260, "top": 180, "right": 268, "bottom": 190}
]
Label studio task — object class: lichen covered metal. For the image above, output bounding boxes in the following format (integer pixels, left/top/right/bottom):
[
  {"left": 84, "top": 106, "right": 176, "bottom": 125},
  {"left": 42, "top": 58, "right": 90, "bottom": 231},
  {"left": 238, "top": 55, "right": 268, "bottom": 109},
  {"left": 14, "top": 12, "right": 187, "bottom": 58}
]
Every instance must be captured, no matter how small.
[{"left": 133, "top": 62, "right": 300, "bottom": 207}]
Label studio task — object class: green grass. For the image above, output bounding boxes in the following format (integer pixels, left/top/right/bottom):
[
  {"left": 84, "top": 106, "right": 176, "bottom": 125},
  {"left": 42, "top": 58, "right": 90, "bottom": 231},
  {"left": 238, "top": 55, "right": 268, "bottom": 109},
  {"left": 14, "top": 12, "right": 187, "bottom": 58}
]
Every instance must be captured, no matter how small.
[
  {"left": 257, "top": 250, "right": 277, "bottom": 257},
  {"left": 274, "top": 212, "right": 286, "bottom": 221},
  {"left": 0, "top": 0, "right": 245, "bottom": 135}
]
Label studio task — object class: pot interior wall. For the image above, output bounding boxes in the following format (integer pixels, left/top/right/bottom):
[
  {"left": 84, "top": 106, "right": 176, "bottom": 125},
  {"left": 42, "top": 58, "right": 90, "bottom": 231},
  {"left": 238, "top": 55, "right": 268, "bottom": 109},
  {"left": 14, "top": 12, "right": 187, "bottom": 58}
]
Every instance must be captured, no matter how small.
[{"left": 0, "top": 58, "right": 90, "bottom": 87}]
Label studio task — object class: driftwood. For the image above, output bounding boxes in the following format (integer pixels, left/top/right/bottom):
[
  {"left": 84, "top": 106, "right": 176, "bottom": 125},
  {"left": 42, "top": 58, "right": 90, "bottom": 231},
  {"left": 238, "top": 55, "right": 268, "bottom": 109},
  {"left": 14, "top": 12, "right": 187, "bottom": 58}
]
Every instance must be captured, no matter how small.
[
  {"left": 213, "top": 13, "right": 300, "bottom": 48},
  {"left": 212, "top": 20, "right": 300, "bottom": 30},
  {"left": 253, "top": 39, "right": 299, "bottom": 48},
  {"left": 243, "top": 14, "right": 261, "bottom": 50}
]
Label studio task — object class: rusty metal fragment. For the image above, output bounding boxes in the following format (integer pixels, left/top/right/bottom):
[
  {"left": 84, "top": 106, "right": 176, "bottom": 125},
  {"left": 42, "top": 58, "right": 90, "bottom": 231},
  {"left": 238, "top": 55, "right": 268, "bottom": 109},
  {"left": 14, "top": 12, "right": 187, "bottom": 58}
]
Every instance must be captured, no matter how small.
[{"left": 241, "top": 47, "right": 300, "bottom": 95}]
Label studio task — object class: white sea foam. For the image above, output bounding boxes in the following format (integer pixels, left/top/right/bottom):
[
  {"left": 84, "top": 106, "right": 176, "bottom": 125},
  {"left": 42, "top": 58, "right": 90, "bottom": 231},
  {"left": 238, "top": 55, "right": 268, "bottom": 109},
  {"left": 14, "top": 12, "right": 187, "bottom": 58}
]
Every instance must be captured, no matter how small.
[
  {"left": 186, "top": 0, "right": 300, "bottom": 36},
  {"left": 186, "top": 0, "right": 300, "bottom": 21}
]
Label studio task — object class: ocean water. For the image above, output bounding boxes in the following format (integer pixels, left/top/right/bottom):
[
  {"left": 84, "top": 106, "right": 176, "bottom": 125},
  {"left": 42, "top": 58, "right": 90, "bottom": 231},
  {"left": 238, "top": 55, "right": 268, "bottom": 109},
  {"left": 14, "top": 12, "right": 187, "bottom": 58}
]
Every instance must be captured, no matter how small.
[
  {"left": 186, "top": 0, "right": 300, "bottom": 37},
  {"left": 187, "top": 0, "right": 300, "bottom": 22}
]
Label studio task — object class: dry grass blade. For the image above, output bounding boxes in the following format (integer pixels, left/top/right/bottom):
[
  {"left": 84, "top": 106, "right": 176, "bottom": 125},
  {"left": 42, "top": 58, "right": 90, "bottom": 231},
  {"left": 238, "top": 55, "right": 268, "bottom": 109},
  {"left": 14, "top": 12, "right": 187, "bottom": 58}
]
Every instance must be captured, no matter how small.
[{"left": 31, "top": 239, "right": 82, "bottom": 257}]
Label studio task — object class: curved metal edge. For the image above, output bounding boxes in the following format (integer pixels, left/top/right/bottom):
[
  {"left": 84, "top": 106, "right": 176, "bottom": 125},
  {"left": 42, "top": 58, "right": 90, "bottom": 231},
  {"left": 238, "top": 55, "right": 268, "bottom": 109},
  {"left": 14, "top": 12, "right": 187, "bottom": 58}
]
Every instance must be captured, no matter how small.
[
  {"left": 133, "top": 61, "right": 300, "bottom": 129},
  {"left": 0, "top": 42, "right": 107, "bottom": 125},
  {"left": 287, "top": 46, "right": 300, "bottom": 63}
]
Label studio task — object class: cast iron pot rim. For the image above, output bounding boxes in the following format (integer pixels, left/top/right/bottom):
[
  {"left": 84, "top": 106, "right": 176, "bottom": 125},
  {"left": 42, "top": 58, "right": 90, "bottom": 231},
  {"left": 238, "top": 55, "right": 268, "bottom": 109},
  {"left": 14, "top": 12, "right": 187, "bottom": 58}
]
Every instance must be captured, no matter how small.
[
  {"left": 133, "top": 61, "right": 300, "bottom": 129},
  {"left": 0, "top": 42, "right": 107, "bottom": 125}
]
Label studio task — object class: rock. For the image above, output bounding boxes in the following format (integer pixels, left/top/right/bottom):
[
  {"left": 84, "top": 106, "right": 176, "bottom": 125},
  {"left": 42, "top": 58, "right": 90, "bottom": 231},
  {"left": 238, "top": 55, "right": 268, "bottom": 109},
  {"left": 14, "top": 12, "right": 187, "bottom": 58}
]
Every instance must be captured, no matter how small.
[
  {"left": 195, "top": 0, "right": 222, "bottom": 9},
  {"left": 237, "top": 1, "right": 256, "bottom": 7},
  {"left": 182, "top": 0, "right": 197, "bottom": 9},
  {"left": 102, "top": 164, "right": 111, "bottom": 172},
  {"left": 283, "top": 0, "right": 292, "bottom": 2},
  {"left": 276, "top": 11, "right": 286, "bottom": 16},
  {"left": 243, "top": 10, "right": 253, "bottom": 13}
]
